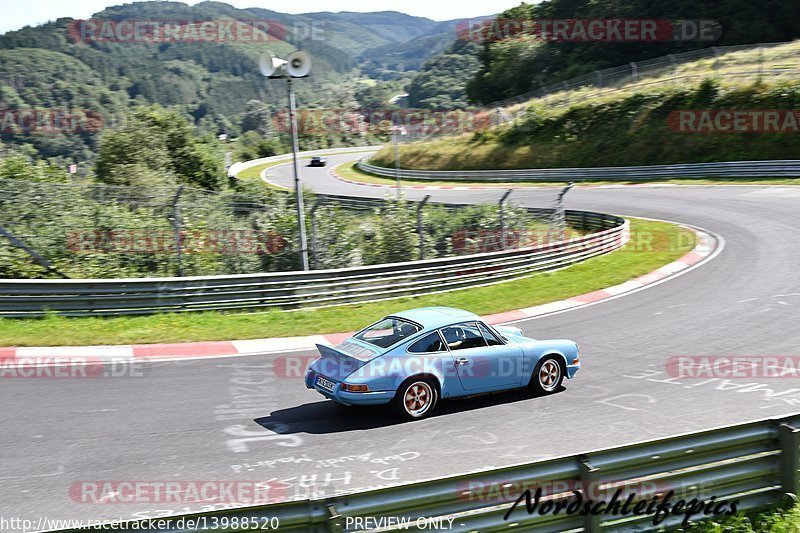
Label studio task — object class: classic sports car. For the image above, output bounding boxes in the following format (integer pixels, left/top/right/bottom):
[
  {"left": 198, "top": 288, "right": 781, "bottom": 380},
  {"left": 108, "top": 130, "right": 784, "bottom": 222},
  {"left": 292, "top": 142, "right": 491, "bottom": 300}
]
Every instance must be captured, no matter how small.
[
  {"left": 308, "top": 156, "right": 327, "bottom": 167},
  {"left": 305, "top": 307, "right": 580, "bottom": 420}
]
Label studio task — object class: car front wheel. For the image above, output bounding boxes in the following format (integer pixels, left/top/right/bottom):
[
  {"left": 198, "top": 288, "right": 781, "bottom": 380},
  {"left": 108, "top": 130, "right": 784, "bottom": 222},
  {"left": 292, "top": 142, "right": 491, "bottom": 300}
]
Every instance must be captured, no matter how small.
[
  {"left": 392, "top": 378, "right": 438, "bottom": 420},
  {"left": 530, "top": 356, "right": 565, "bottom": 396}
]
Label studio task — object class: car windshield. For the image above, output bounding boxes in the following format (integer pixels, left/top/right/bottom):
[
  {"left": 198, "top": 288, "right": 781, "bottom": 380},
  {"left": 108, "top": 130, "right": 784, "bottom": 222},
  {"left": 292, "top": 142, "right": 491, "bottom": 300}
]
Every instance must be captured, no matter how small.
[{"left": 354, "top": 317, "right": 422, "bottom": 349}]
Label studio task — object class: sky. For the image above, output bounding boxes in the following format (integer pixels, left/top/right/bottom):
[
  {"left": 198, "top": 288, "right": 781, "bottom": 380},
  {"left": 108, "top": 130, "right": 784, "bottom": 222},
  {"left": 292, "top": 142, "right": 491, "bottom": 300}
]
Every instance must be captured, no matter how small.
[{"left": 0, "top": 0, "right": 527, "bottom": 34}]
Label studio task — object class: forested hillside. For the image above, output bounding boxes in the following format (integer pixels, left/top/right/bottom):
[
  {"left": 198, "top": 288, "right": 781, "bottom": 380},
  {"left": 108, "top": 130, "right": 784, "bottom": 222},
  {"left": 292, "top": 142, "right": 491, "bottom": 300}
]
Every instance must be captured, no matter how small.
[
  {"left": 465, "top": 0, "right": 800, "bottom": 104},
  {"left": 0, "top": 1, "right": 456, "bottom": 165}
]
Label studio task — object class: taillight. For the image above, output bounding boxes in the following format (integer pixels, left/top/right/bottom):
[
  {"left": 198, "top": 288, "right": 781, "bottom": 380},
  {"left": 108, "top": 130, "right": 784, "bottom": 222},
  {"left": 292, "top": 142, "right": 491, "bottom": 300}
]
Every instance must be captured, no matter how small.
[{"left": 341, "top": 383, "right": 370, "bottom": 393}]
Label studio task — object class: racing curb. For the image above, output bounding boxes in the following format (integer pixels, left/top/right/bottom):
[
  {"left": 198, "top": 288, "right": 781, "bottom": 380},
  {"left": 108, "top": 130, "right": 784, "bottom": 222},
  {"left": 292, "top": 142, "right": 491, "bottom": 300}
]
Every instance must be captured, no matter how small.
[
  {"left": 329, "top": 167, "right": 789, "bottom": 190},
  {"left": 330, "top": 167, "right": 511, "bottom": 191},
  {"left": 0, "top": 228, "right": 718, "bottom": 364}
]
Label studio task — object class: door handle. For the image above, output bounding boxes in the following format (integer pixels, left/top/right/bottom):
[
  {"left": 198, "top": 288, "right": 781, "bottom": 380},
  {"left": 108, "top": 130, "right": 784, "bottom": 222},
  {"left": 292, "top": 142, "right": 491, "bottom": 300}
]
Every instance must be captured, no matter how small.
[{"left": 455, "top": 358, "right": 470, "bottom": 366}]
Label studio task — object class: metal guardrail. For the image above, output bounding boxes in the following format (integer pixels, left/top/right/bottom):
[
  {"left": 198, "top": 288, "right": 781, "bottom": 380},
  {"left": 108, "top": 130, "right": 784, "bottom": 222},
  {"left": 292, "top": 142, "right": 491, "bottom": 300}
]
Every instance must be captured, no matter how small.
[
  {"left": 0, "top": 210, "right": 627, "bottom": 317},
  {"left": 357, "top": 158, "right": 800, "bottom": 182},
  {"left": 48, "top": 413, "right": 800, "bottom": 532}
]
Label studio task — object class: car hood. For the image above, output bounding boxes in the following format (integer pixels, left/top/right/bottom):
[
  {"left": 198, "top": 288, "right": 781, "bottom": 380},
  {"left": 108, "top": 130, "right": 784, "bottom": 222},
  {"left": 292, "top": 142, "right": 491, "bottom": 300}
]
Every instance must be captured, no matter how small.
[{"left": 495, "top": 325, "right": 535, "bottom": 343}]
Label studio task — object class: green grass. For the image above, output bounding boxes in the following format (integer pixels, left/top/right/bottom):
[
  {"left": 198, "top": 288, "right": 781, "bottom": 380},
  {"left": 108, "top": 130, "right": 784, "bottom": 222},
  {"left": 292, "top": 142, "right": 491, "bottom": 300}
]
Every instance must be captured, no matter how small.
[
  {"left": 337, "top": 161, "right": 800, "bottom": 188},
  {"left": 502, "top": 41, "right": 800, "bottom": 119},
  {"left": 0, "top": 218, "right": 696, "bottom": 347},
  {"left": 364, "top": 43, "right": 800, "bottom": 176},
  {"left": 235, "top": 158, "right": 295, "bottom": 181},
  {"left": 684, "top": 501, "right": 800, "bottom": 532}
]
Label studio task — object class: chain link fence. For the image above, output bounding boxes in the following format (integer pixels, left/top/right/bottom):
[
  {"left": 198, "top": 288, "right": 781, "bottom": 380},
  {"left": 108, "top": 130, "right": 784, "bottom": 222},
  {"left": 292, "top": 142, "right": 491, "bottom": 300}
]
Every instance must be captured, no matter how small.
[{"left": 0, "top": 178, "right": 568, "bottom": 280}]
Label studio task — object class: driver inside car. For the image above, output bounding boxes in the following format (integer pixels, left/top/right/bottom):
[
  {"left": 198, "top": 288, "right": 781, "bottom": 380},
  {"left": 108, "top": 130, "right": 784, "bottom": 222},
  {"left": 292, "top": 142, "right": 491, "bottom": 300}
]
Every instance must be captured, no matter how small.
[{"left": 443, "top": 327, "right": 464, "bottom": 350}]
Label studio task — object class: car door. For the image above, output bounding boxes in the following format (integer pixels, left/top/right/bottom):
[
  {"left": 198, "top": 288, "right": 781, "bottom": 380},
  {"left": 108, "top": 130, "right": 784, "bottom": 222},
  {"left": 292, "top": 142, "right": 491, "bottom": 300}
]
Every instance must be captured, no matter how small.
[{"left": 442, "top": 322, "right": 524, "bottom": 392}]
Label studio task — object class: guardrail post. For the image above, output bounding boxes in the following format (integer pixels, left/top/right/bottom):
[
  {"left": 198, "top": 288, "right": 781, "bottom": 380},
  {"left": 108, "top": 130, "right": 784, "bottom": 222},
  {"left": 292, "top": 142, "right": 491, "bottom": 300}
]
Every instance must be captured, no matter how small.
[
  {"left": 310, "top": 197, "right": 324, "bottom": 269},
  {"left": 0, "top": 223, "right": 68, "bottom": 278},
  {"left": 417, "top": 195, "right": 430, "bottom": 260},
  {"left": 579, "top": 455, "right": 601, "bottom": 532},
  {"left": 779, "top": 422, "right": 800, "bottom": 498},
  {"left": 668, "top": 54, "right": 678, "bottom": 85},
  {"left": 630, "top": 61, "right": 638, "bottom": 83},
  {"left": 595, "top": 70, "right": 603, "bottom": 88},
  {"left": 169, "top": 186, "right": 185, "bottom": 277},
  {"left": 325, "top": 499, "right": 345, "bottom": 533},
  {"left": 550, "top": 182, "right": 573, "bottom": 242},
  {"left": 499, "top": 189, "right": 512, "bottom": 250}
]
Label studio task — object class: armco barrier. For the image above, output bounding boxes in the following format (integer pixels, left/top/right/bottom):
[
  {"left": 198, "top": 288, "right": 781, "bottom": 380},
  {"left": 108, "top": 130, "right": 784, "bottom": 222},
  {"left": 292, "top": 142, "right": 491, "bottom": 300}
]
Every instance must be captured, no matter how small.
[
  {"left": 357, "top": 157, "right": 800, "bottom": 182},
  {"left": 0, "top": 210, "right": 627, "bottom": 317},
  {"left": 47, "top": 413, "right": 800, "bottom": 532}
]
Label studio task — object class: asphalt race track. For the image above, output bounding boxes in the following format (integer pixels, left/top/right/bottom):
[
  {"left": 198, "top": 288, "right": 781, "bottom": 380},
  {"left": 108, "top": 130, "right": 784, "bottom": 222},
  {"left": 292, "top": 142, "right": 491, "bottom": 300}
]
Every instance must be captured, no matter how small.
[{"left": 3, "top": 152, "right": 800, "bottom": 525}]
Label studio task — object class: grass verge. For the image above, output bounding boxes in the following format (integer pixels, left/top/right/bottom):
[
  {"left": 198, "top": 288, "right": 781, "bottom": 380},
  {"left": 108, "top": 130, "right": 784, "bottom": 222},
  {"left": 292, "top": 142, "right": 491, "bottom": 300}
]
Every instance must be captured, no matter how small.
[
  {"left": 0, "top": 218, "right": 696, "bottom": 347},
  {"left": 337, "top": 161, "right": 800, "bottom": 188},
  {"left": 684, "top": 501, "right": 800, "bottom": 532},
  {"left": 235, "top": 158, "right": 294, "bottom": 181}
]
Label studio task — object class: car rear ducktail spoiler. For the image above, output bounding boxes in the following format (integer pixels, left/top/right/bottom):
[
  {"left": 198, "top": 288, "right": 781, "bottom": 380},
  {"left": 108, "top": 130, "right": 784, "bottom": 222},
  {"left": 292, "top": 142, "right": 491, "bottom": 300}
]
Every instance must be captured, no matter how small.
[{"left": 315, "top": 343, "right": 381, "bottom": 375}]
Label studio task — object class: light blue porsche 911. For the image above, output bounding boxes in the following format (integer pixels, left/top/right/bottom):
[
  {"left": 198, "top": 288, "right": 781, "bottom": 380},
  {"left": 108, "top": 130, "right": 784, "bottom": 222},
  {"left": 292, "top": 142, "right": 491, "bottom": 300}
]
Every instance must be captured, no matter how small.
[{"left": 305, "top": 307, "right": 580, "bottom": 420}]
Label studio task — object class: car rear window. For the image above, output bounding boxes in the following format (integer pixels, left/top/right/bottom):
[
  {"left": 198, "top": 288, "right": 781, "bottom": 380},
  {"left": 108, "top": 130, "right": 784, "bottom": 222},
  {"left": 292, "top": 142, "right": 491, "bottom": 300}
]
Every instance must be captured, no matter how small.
[{"left": 354, "top": 317, "right": 422, "bottom": 349}]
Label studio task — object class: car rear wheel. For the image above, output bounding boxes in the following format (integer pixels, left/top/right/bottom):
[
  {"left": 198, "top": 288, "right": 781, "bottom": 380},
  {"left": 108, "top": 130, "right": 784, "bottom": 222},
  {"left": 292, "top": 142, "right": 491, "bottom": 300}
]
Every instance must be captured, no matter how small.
[
  {"left": 530, "top": 356, "right": 565, "bottom": 396},
  {"left": 392, "top": 378, "right": 438, "bottom": 420}
]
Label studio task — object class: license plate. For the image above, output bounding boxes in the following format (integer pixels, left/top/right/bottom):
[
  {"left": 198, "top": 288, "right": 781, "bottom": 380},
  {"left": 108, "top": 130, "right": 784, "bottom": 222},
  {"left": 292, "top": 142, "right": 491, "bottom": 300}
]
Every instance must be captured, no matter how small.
[{"left": 315, "top": 376, "right": 336, "bottom": 393}]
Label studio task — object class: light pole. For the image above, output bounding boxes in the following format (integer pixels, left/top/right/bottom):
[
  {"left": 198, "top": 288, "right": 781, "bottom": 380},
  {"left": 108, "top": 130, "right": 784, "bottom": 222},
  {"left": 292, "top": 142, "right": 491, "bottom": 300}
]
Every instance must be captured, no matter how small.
[
  {"left": 390, "top": 125, "right": 406, "bottom": 199},
  {"left": 260, "top": 50, "right": 312, "bottom": 271}
]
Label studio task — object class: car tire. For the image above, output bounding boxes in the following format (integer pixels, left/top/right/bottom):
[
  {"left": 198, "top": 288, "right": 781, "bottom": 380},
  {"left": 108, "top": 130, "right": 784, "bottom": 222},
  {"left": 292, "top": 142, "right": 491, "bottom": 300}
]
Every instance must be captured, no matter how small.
[
  {"left": 392, "top": 377, "right": 438, "bottom": 421},
  {"left": 530, "top": 355, "right": 565, "bottom": 396}
]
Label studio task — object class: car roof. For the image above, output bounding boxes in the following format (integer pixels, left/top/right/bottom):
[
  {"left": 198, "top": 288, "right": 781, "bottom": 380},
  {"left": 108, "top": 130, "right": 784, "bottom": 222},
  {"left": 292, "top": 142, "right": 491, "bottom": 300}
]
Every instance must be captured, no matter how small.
[{"left": 390, "top": 307, "right": 481, "bottom": 330}]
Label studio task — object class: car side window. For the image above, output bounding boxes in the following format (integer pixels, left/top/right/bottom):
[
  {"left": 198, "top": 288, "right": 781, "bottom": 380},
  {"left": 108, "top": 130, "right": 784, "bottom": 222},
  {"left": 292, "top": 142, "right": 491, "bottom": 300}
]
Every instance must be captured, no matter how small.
[
  {"left": 477, "top": 322, "right": 504, "bottom": 346},
  {"left": 408, "top": 332, "right": 447, "bottom": 353},
  {"left": 441, "top": 323, "right": 488, "bottom": 351}
]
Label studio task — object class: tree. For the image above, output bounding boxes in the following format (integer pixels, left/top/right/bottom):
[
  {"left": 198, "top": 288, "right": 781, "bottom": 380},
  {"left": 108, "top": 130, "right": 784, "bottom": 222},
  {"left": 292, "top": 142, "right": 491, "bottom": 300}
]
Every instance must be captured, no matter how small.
[
  {"left": 465, "top": 0, "right": 800, "bottom": 104},
  {"left": 355, "top": 83, "right": 395, "bottom": 110},
  {"left": 407, "top": 42, "right": 480, "bottom": 110},
  {"left": 241, "top": 100, "right": 272, "bottom": 137},
  {"left": 96, "top": 106, "right": 225, "bottom": 190}
]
